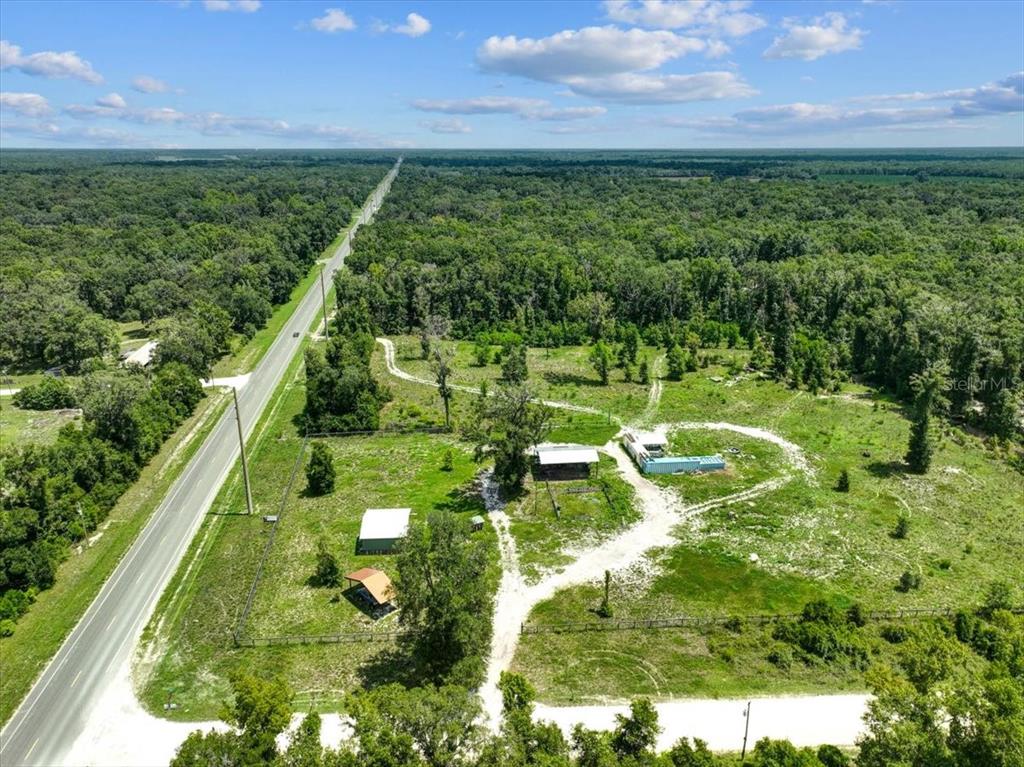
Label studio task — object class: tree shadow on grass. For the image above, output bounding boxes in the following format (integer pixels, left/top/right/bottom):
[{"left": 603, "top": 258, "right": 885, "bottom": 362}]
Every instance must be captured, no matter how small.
[
  {"left": 865, "top": 460, "right": 907, "bottom": 479},
  {"left": 435, "top": 484, "right": 487, "bottom": 515},
  {"left": 542, "top": 370, "right": 603, "bottom": 388},
  {"left": 355, "top": 635, "right": 428, "bottom": 690}
]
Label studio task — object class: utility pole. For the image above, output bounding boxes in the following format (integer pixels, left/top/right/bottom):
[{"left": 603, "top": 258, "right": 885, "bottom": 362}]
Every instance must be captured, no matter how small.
[
  {"left": 740, "top": 701, "right": 751, "bottom": 760},
  {"left": 319, "top": 267, "right": 330, "bottom": 340},
  {"left": 233, "top": 387, "right": 254, "bottom": 516}
]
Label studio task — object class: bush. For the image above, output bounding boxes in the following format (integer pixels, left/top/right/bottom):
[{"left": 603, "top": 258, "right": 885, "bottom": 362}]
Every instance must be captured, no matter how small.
[
  {"left": 305, "top": 441, "right": 335, "bottom": 496},
  {"left": 441, "top": 449, "right": 454, "bottom": 472},
  {"left": 12, "top": 376, "right": 76, "bottom": 410},
  {"left": 312, "top": 539, "right": 339, "bottom": 587},
  {"left": 846, "top": 603, "right": 867, "bottom": 628},
  {"left": 817, "top": 744, "right": 850, "bottom": 767},
  {"left": 835, "top": 468, "right": 850, "bottom": 492},
  {"left": 767, "top": 647, "right": 793, "bottom": 670},
  {"left": 897, "top": 570, "right": 921, "bottom": 592},
  {"left": 881, "top": 624, "right": 910, "bottom": 644},
  {"left": 892, "top": 514, "right": 910, "bottom": 540}
]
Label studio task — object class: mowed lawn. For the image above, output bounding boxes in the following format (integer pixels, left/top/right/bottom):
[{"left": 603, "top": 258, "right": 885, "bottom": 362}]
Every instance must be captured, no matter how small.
[{"left": 246, "top": 432, "right": 485, "bottom": 638}]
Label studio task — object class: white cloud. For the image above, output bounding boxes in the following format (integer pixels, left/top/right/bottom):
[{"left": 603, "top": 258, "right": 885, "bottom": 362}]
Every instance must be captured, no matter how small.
[
  {"left": 0, "top": 92, "right": 52, "bottom": 117},
  {"left": 764, "top": 13, "right": 864, "bottom": 61},
  {"left": 476, "top": 25, "right": 755, "bottom": 105},
  {"left": 412, "top": 96, "right": 607, "bottom": 121},
  {"left": 0, "top": 121, "right": 151, "bottom": 146},
  {"left": 420, "top": 118, "right": 471, "bottom": 134},
  {"left": 394, "top": 12, "right": 431, "bottom": 38},
  {"left": 412, "top": 96, "right": 549, "bottom": 115},
  {"left": 672, "top": 72, "right": 1024, "bottom": 136},
  {"left": 477, "top": 26, "right": 706, "bottom": 82},
  {"left": 96, "top": 92, "right": 127, "bottom": 109},
  {"left": 565, "top": 71, "right": 756, "bottom": 104},
  {"left": 132, "top": 75, "right": 174, "bottom": 94},
  {"left": 311, "top": 8, "right": 356, "bottom": 33},
  {"left": 203, "top": 0, "right": 261, "bottom": 12},
  {"left": 0, "top": 40, "right": 103, "bottom": 84},
  {"left": 604, "top": 1, "right": 766, "bottom": 37}
]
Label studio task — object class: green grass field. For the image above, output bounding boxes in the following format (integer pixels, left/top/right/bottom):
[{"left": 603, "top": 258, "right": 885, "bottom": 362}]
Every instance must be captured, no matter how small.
[
  {"left": 510, "top": 456, "right": 640, "bottom": 583},
  {"left": 139, "top": 341, "right": 499, "bottom": 720},
  {"left": 0, "top": 396, "right": 81, "bottom": 447},
  {"left": 511, "top": 358, "right": 1023, "bottom": 703},
  {"left": 246, "top": 432, "right": 485, "bottom": 638}
]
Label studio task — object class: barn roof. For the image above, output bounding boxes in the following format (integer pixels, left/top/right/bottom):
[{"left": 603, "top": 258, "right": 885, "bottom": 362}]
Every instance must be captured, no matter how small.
[
  {"left": 358, "top": 508, "right": 411, "bottom": 541},
  {"left": 535, "top": 445, "right": 600, "bottom": 466}
]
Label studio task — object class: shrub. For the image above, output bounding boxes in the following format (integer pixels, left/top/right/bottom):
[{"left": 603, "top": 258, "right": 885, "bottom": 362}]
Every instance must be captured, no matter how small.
[
  {"left": 881, "top": 624, "right": 910, "bottom": 644},
  {"left": 897, "top": 570, "right": 921, "bottom": 592},
  {"left": 893, "top": 514, "right": 910, "bottom": 540},
  {"left": 767, "top": 647, "right": 792, "bottom": 670},
  {"left": 980, "top": 580, "right": 1013, "bottom": 617},
  {"left": 817, "top": 744, "right": 850, "bottom": 767},
  {"left": 441, "top": 449, "right": 454, "bottom": 472},
  {"left": 12, "top": 376, "right": 76, "bottom": 410},
  {"left": 835, "top": 468, "right": 850, "bottom": 492},
  {"left": 312, "top": 539, "right": 339, "bottom": 587},
  {"left": 724, "top": 616, "right": 744, "bottom": 633},
  {"left": 846, "top": 603, "right": 867, "bottom": 628},
  {"left": 305, "top": 441, "right": 335, "bottom": 496}
]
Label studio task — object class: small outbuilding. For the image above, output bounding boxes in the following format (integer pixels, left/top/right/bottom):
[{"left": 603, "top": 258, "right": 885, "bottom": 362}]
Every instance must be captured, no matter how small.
[
  {"left": 533, "top": 444, "right": 600, "bottom": 480},
  {"left": 122, "top": 340, "right": 158, "bottom": 368},
  {"left": 624, "top": 429, "right": 726, "bottom": 475},
  {"left": 344, "top": 567, "right": 397, "bottom": 614},
  {"left": 357, "top": 508, "right": 410, "bottom": 554},
  {"left": 470, "top": 515, "right": 485, "bottom": 532}
]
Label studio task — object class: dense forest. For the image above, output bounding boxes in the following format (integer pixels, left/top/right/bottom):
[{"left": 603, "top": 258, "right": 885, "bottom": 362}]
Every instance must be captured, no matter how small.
[
  {"left": 341, "top": 151, "right": 1024, "bottom": 439},
  {"left": 0, "top": 150, "right": 391, "bottom": 373},
  {"left": 0, "top": 151, "right": 391, "bottom": 633}
]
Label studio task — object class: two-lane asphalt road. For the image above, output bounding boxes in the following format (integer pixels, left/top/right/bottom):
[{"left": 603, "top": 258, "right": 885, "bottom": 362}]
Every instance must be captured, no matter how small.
[{"left": 0, "top": 158, "right": 401, "bottom": 767}]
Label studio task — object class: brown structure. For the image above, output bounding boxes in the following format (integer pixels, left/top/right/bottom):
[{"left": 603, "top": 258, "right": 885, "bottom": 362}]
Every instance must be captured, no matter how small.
[{"left": 344, "top": 567, "right": 396, "bottom": 609}]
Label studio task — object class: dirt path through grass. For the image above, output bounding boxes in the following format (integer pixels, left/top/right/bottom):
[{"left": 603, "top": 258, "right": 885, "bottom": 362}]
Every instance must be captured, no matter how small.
[{"left": 376, "top": 342, "right": 825, "bottom": 734}]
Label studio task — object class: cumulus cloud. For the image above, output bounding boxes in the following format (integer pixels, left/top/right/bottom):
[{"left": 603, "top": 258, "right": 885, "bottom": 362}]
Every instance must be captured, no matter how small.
[
  {"left": 394, "top": 12, "right": 431, "bottom": 38},
  {"left": 311, "top": 8, "right": 356, "bottom": 33},
  {"left": 477, "top": 26, "right": 706, "bottom": 81},
  {"left": 420, "top": 118, "right": 471, "bottom": 134},
  {"left": 0, "top": 40, "right": 103, "bottom": 84},
  {"left": 851, "top": 72, "right": 1024, "bottom": 116},
  {"left": 604, "top": 1, "right": 765, "bottom": 37},
  {"left": 203, "top": 0, "right": 261, "bottom": 12},
  {"left": 132, "top": 75, "right": 175, "bottom": 94},
  {"left": 476, "top": 25, "right": 754, "bottom": 104},
  {"left": 764, "top": 13, "right": 864, "bottom": 61},
  {"left": 96, "top": 92, "right": 127, "bottom": 109},
  {"left": 412, "top": 96, "right": 607, "bottom": 121},
  {"left": 0, "top": 91, "right": 52, "bottom": 117},
  {"left": 672, "top": 72, "right": 1023, "bottom": 136},
  {"left": 566, "top": 70, "right": 756, "bottom": 104}
]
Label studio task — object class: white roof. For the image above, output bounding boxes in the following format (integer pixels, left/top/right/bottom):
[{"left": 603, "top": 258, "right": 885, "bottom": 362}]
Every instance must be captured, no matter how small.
[
  {"left": 359, "top": 508, "right": 411, "bottom": 541},
  {"left": 634, "top": 430, "right": 667, "bottom": 446},
  {"left": 536, "top": 445, "right": 599, "bottom": 466},
  {"left": 124, "top": 340, "right": 158, "bottom": 366}
]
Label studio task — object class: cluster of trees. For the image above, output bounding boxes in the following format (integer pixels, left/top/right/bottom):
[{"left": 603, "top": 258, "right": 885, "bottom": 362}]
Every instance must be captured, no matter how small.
[
  {"left": 340, "top": 157, "right": 1022, "bottom": 442},
  {"left": 172, "top": 585, "right": 1023, "bottom": 766},
  {"left": 0, "top": 363, "right": 204, "bottom": 633},
  {"left": 1, "top": 152, "right": 390, "bottom": 372}
]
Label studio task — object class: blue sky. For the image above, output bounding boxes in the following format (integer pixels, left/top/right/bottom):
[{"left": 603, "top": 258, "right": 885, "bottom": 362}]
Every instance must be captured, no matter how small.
[{"left": 1, "top": 0, "right": 1022, "bottom": 148}]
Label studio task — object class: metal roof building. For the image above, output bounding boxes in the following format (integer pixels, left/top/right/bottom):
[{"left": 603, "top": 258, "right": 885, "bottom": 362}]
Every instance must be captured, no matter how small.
[
  {"left": 357, "top": 508, "right": 410, "bottom": 554},
  {"left": 533, "top": 444, "right": 600, "bottom": 480}
]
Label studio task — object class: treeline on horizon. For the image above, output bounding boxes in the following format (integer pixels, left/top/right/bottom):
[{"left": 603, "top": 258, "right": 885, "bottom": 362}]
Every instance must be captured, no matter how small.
[{"left": 341, "top": 155, "right": 1024, "bottom": 441}]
